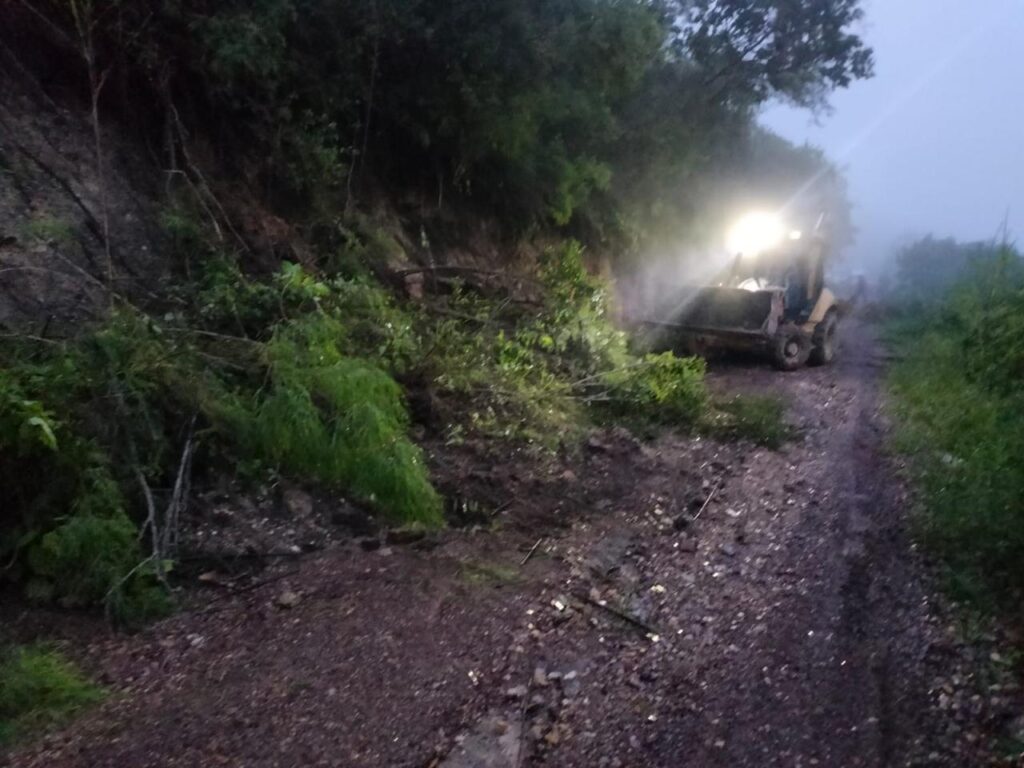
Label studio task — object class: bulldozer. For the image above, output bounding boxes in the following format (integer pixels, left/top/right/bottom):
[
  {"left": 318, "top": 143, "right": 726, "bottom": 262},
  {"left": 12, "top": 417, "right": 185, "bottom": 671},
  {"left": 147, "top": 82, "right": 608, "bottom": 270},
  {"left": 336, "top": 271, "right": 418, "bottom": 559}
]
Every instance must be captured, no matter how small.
[{"left": 647, "top": 213, "right": 839, "bottom": 370}]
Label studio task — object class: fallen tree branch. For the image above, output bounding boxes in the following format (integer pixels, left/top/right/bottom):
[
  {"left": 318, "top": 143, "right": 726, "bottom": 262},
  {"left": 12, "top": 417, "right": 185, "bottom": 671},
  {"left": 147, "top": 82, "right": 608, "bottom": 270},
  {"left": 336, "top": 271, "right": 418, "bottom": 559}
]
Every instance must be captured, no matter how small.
[
  {"left": 163, "top": 327, "right": 264, "bottom": 346},
  {"left": 420, "top": 304, "right": 494, "bottom": 326},
  {"left": 575, "top": 592, "right": 661, "bottom": 637},
  {"left": 396, "top": 265, "right": 540, "bottom": 284},
  {"left": 520, "top": 538, "right": 542, "bottom": 566},
  {"left": 693, "top": 483, "right": 720, "bottom": 521},
  {"left": 177, "top": 551, "right": 305, "bottom": 563}
]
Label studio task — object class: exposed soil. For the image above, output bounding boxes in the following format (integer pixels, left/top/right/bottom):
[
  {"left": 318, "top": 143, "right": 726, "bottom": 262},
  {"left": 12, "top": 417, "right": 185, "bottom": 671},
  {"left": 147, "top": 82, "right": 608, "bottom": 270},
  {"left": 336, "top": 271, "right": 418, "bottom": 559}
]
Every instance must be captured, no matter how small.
[{"left": 6, "top": 320, "right": 1022, "bottom": 767}]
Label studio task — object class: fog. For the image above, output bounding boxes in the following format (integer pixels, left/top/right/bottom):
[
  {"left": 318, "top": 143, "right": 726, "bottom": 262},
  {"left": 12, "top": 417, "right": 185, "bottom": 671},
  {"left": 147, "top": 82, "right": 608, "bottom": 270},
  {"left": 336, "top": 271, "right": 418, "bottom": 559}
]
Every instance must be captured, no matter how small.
[{"left": 762, "top": 0, "right": 1024, "bottom": 277}]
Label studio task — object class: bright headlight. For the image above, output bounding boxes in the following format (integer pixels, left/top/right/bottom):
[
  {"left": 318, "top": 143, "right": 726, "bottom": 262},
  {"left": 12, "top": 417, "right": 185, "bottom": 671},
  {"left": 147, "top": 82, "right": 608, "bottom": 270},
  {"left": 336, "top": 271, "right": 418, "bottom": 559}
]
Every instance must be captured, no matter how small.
[{"left": 727, "top": 212, "right": 784, "bottom": 256}]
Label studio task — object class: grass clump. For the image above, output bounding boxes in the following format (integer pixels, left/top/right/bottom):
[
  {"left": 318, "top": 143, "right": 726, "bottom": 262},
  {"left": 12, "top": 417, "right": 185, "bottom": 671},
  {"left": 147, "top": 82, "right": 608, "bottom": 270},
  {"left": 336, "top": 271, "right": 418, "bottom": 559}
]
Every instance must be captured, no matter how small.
[
  {"left": 0, "top": 645, "right": 104, "bottom": 746},
  {"left": 704, "top": 394, "right": 791, "bottom": 448},
  {"left": 208, "top": 314, "right": 443, "bottom": 526}
]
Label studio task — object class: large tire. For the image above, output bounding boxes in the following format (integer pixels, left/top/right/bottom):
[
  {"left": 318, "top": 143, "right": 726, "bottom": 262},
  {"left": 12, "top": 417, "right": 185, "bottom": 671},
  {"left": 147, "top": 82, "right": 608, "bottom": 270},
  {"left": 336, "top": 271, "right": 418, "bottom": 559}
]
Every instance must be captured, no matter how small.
[
  {"left": 771, "top": 326, "right": 812, "bottom": 371},
  {"left": 809, "top": 310, "right": 839, "bottom": 366}
]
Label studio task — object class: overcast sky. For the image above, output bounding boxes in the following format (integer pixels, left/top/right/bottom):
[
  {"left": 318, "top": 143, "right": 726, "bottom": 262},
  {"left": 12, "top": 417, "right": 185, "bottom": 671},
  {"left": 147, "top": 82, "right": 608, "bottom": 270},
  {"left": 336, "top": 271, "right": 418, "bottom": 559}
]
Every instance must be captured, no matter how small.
[{"left": 761, "top": 0, "right": 1024, "bottom": 274}]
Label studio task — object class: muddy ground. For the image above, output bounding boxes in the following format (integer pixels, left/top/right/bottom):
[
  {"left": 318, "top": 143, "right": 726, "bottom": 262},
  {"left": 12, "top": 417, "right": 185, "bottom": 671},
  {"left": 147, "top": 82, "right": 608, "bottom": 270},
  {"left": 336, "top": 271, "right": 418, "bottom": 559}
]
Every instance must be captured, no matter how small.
[{"left": 5, "top": 320, "right": 1023, "bottom": 767}]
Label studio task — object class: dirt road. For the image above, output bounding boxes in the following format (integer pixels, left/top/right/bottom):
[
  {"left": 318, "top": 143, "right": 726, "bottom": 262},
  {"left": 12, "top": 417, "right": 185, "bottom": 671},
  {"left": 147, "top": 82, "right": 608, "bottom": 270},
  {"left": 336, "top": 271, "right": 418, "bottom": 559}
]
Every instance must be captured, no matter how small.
[{"left": 8, "top": 321, "right": 1015, "bottom": 767}]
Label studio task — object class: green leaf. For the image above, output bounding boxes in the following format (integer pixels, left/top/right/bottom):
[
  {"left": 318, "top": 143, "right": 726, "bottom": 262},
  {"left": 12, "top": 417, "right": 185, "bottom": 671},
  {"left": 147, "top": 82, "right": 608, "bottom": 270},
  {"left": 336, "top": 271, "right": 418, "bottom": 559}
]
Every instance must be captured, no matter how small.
[{"left": 25, "top": 416, "right": 58, "bottom": 451}]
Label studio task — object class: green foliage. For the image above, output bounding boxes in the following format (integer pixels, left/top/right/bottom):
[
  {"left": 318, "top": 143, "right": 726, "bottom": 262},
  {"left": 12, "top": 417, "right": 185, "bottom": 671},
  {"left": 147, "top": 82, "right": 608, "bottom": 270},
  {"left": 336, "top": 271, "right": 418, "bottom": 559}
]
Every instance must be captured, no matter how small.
[
  {"left": 426, "top": 309, "right": 584, "bottom": 446},
  {"left": 422, "top": 241, "right": 709, "bottom": 442},
  {"left": 195, "top": 259, "right": 280, "bottom": 338},
  {"left": 531, "top": 241, "right": 636, "bottom": 387},
  {"left": 0, "top": 312, "right": 197, "bottom": 623},
  {"left": 705, "top": 394, "right": 791, "bottom": 448},
  {"left": 0, "top": 241, "right": 713, "bottom": 619},
  {"left": 192, "top": 0, "right": 294, "bottom": 101},
  {"left": 25, "top": 511, "right": 169, "bottom": 625},
  {"left": 159, "top": 206, "right": 211, "bottom": 272},
  {"left": 602, "top": 353, "right": 708, "bottom": 425},
  {"left": 208, "top": 313, "right": 442, "bottom": 526},
  {"left": 0, "top": 646, "right": 104, "bottom": 746},
  {"left": 21, "top": 215, "right": 75, "bottom": 246},
  {"left": 680, "top": 0, "right": 874, "bottom": 107},
  {"left": 25, "top": 0, "right": 871, "bottom": 237},
  {"left": 276, "top": 111, "right": 348, "bottom": 207},
  {"left": 277, "top": 264, "right": 421, "bottom": 373},
  {"left": 888, "top": 246, "right": 1024, "bottom": 608},
  {"left": 0, "top": 374, "right": 58, "bottom": 455},
  {"left": 0, "top": 364, "right": 119, "bottom": 563}
]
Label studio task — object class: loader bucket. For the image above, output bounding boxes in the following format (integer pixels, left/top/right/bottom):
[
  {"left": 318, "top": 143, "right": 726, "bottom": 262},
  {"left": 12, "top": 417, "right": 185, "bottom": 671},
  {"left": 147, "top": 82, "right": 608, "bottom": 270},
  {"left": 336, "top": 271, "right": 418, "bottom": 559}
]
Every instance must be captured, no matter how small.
[
  {"left": 671, "top": 287, "right": 780, "bottom": 332},
  {"left": 645, "top": 287, "right": 784, "bottom": 355}
]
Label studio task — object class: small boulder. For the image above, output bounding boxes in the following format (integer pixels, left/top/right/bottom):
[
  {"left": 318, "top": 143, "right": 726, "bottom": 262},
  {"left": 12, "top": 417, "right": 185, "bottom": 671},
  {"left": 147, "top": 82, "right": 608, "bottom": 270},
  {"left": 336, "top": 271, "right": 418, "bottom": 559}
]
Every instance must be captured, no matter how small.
[{"left": 282, "top": 488, "right": 314, "bottom": 518}]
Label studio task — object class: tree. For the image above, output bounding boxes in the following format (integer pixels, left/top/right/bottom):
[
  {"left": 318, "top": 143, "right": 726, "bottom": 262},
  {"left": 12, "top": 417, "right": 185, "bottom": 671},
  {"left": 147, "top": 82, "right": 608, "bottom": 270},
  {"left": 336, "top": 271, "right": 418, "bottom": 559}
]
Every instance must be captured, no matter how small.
[
  {"left": 6, "top": 0, "right": 873, "bottom": 244},
  {"left": 678, "top": 0, "right": 874, "bottom": 108}
]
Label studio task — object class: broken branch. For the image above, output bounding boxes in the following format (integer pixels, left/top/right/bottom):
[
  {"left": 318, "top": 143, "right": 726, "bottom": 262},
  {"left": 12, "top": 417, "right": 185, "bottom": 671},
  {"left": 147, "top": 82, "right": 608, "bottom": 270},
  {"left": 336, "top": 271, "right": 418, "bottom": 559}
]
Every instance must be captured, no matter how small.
[
  {"left": 520, "top": 538, "right": 542, "bottom": 566},
  {"left": 693, "top": 483, "right": 720, "bottom": 521},
  {"left": 576, "top": 592, "right": 660, "bottom": 637}
]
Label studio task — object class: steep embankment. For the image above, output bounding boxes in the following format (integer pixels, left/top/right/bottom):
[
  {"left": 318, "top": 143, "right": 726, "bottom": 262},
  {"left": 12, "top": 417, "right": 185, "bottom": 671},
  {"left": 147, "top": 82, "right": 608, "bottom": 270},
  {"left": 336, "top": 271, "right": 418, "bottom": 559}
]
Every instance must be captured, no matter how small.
[
  {"left": 0, "top": 52, "right": 162, "bottom": 328},
  {"left": 8, "top": 321, "right": 1021, "bottom": 767}
]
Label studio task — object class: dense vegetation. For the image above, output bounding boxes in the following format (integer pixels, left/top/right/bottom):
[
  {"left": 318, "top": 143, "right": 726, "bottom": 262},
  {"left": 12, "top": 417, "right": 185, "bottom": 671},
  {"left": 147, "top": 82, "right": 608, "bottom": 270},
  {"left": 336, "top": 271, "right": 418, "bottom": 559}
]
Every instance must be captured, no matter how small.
[
  {"left": 886, "top": 236, "right": 1024, "bottom": 612},
  {"left": 6, "top": 0, "right": 868, "bottom": 245},
  {"left": 0, "top": 0, "right": 872, "bottom": 629}
]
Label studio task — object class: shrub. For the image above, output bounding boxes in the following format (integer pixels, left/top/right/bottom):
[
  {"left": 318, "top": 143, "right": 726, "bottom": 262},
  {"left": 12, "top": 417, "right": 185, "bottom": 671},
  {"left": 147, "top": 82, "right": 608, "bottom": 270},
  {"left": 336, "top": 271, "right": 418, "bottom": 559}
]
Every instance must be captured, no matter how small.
[
  {"left": 0, "top": 366, "right": 117, "bottom": 568},
  {"left": 195, "top": 259, "right": 280, "bottom": 339},
  {"left": 537, "top": 240, "right": 631, "bottom": 377},
  {"left": 25, "top": 509, "right": 171, "bottom": 625},
  {"left": 27, "top": 513, "right": 136, "bottom": 607},
  {"left": 0, "top": 645, "right": 104, "bottom": 746},
  {"left": 887, "top": 252, "right": 1024, "bottom": 608},
  {"left": 889, "top": 328, "right": 1024, "bottom": 607},
  {"left": 0, "top": 316, "right": 189, "bottom": 623},
  {"left": 303, "top": 272, "right": 421, "bottom": 373}
]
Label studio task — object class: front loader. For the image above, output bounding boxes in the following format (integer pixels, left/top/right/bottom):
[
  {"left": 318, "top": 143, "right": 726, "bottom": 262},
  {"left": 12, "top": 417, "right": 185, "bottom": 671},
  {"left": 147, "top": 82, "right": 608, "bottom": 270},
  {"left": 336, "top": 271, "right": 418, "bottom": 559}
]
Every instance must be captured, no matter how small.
[{"left": 648, "top": 213, "right": 840, "bottom": 371}]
